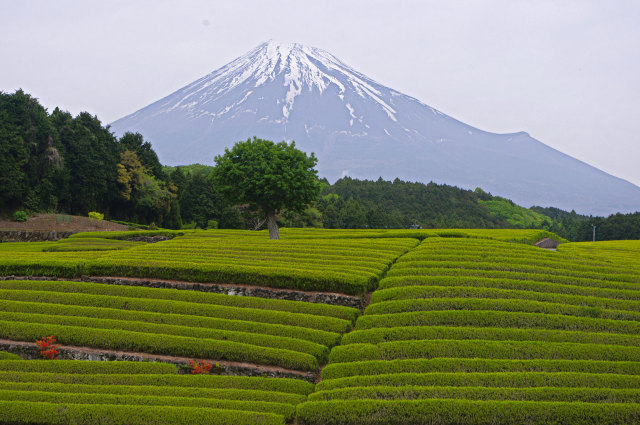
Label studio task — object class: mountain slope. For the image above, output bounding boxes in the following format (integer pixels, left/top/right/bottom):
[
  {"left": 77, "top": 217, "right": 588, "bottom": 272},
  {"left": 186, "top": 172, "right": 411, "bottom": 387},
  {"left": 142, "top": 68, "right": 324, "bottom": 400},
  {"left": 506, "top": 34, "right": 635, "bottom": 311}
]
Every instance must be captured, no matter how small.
[{"left": 110, "top": 40, "right": 640, "bottom": 215}]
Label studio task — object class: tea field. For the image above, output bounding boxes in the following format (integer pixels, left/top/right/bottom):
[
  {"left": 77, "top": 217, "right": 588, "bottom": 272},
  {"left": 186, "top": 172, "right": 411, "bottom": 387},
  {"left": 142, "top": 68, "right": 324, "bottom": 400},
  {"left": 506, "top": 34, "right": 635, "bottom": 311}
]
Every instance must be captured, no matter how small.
[{"left": 0, "top": 228, "right": 639, "bottom": 424}]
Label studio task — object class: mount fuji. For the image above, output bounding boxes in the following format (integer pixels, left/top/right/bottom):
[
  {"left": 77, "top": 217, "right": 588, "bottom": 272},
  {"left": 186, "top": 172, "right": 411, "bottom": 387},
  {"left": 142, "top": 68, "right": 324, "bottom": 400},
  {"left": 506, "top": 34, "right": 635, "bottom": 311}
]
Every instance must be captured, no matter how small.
[{"left": 110, "top": 40, "right": 640, "bottom": 216}]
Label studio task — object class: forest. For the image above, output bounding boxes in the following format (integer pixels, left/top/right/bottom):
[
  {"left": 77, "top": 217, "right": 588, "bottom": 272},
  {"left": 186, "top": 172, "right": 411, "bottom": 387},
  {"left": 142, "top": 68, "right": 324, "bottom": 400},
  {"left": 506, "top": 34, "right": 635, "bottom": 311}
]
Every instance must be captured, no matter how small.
[{"left": 1, "top": 89, "right": 638, "bottom": 242}]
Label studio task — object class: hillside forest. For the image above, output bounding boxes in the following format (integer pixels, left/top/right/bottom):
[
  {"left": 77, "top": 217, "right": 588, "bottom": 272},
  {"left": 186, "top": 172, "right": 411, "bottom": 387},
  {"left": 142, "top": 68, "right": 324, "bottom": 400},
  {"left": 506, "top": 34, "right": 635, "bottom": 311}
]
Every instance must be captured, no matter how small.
[{"left": 1, "top": 89, "right": 638, "bottom": 242}]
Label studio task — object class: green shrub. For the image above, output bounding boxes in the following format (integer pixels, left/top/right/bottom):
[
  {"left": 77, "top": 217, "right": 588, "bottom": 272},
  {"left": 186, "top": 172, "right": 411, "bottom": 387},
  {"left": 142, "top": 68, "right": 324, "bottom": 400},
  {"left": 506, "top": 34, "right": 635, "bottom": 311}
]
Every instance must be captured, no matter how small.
[
  {"left": 309, "top": 385, "right": 640, "bottom": 404},
  {"left": 0, "top": 320, "right": 319, "bottom": 371},
  {"left": 87, "top": 211, "right": 104, "bottom": 221},
  {"left": 342, "top": 325, "right": 640, "bottom": 348},
  {"left": 315, "top": 371, "right": 640, "bottom": 392},
  {"left": 0, "top": 290, "right": 351, "bottom": 334},
  {"left": 329, "top": 339, "right": 640, "bottom": 363},
  {"left": 0, "top": 390, "right": 296, "bottom": 421},
  {"left": 0, "top": 351, "right": 21, "bottom": 360},
  {"left": 0, "top": 312, "right": 329, "bottom": 361},
  {"left": 0, "top": 360, "right": 176, "bottom": 374},
  {"left": 296, "top": 399, "right": 640, "bottom": 425},
  {"left": 0, "top": 371, "right": 315, "bottom": 394},
  {"left": 0, "top": 400, "right": 286, "bottom": 425},
  {"left": 370, "top": 284, "right": 640, "bottom": 312},
  {"left": 1, "top": 381, "right": 307, "bottom": 404},
  {"left": 364, "top": 297, "right": 640, "bottom": 322},
  {"left": 376, "top": 277, "right": 640, "bottom": 302},
  {"left": 12, "top": 211, "right": 27, "bottom": 222},
  {"left": 320, "top": 358, "right": 640, "bottom": 380},
  {"left": 354, "top": 310, "right": 640, "bottom": 335},
  {"left": 0, "top": 299, "right": 341, "bottom": 347},
  {"left": 0, "top": 280, "right": 359, "bottom": 322}
]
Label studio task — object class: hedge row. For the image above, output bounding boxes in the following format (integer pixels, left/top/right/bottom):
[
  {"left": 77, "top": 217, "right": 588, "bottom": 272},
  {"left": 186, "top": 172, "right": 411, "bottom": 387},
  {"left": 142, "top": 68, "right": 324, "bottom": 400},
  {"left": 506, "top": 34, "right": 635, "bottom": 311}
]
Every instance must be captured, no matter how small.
[
  {"left": 296, "top": 399, "right": 640, "bottom": 425},
  {"left": 0, "top": 390, "right": 296, "bottom": 421},
  {"left": 0, "top": 280, "right": 359, "bottom": 321},
  {"left": 0, "top": 260, "right": 378, "bottom": 295},
  {"left": 355, "top": 310, "right": 640, "bottom": 335},
  {"left": 0, "top": 299, "right": 341, "bottom": 347},
  {"left": 0, "top": 352, "right": 21, "bottom": 360},
  {"left": 0, "top": 360, "right": 177, "bottom": 375},
  {"left": 0, "top": 290, "right": 352, "bottom": 333},
  {"left": 369, "top": 285, "right": 640, "bottom": 312},
  {"left": 315, "top": 371, "right": 640, "bottom": 392},
  {"left": 329, "top": 340, "right": 640, "bottom": 363},
  {"left": 2, "top": 381, "right": 307, "bottom": 405},
  {"left": 309, "top": 385, "right": 640, "bottom": 404},
  {"left": 388, "top": 260, "right": 640, "bottom": 283},
  {"left": 0, "top": 311, "right": 329, "bottom": 361},
  {"left": 397, "top": 253, "right": 624, "bottom": 274},
  {"left": 364, "top": 297, "right": 640, "bottom": 322},
  {"left": 342, "top": 325, "right": 640, "bottom": 348},
  {"left": 109, "top": 251, "right": 393, "bottom": 273},
  {"left": 321, "top": 358, "right": 640, "bottom": 380},
  {"left": 0, "top": 320, "right": 319, "bottom": 372},
  {"left": 376, "top": 277, "right": 640, "bottom": 302},
  {"left": 386, "top": 266, "right": 640, "bottom": 288},
  {"left": 0, "top": 371, "right": 315, "bottom": 394},
  {"left": 0, "top": 400, "right": 285, "bottom": 425},
  {"left": 104, "top": 253, "right": 388, "bottom": 277}
]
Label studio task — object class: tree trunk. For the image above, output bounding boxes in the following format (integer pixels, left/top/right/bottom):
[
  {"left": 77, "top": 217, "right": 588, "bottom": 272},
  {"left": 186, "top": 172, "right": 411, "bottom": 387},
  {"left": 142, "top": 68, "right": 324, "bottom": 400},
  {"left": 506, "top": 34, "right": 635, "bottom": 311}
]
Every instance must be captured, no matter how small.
[{"left": 267, "top": 212, "right": 279, "bottom": 240}]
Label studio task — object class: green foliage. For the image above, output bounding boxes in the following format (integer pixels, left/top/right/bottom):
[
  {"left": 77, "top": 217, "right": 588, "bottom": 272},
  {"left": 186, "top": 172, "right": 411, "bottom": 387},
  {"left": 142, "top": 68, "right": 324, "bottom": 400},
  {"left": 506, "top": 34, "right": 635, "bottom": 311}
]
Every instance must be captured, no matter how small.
[
  {"left": 213, "top": 137, "right": 320, "bottom": 238},
  {"left": 0, "top": 299, "right": 341, "bottom": 347},
  {"left": 0, "top": 351, "right": 21, "bottom": 360},
  {"left": 0, "top": 320, "right": 319, "bottom": 371},
  {"left": 315, "top": 371, "right": 640, "bottom": 392},
  {"left": 0, "top": 360, "right": 176, "bottom": 374},
  {"left": 320, "top": 358, "right": 640, "bottom": 380},
  {"left": 309, "top": 385, "right": 640, "bottom": 403},
  {"left": 0, "top": 400, "right": 286, "bottom": 425},
  {"left": 480, "top": 197, "right": 553, "bottom": 228},
  {"left": 0, "top": 371, "right": 315, "bottom": 394},
  {"left": 11, "top": 211, "right": 27, "bottom": 222},
  {"left": 87, "top": 211, "right": 104, "bottom": 221},
  {"left": 0, "top": 280, "right": 358, "bottom": 321},
  {"left": 319, "top": 177, "right": 511, "bottom": 229},
  {"left": 297, "top": 399, "right": 640, "bottom": 425}
]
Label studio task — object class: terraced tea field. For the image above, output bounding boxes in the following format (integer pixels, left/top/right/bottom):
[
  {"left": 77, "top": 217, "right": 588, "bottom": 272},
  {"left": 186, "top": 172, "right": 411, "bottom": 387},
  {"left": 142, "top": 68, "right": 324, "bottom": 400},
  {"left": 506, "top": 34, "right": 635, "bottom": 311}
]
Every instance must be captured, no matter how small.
[
  {"left": 0, "top": 229, "right": 639, "bottom": 424},
  {"left": 300, "top": 237, "right": 640, "bottom": 424}
]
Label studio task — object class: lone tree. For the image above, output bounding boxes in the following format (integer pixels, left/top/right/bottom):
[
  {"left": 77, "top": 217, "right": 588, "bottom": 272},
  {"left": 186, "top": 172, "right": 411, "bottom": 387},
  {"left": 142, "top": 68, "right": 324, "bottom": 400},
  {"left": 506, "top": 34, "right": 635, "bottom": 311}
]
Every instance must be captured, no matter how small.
[{"left": 213, "top": 137, "right": 320, "bottom": 239}]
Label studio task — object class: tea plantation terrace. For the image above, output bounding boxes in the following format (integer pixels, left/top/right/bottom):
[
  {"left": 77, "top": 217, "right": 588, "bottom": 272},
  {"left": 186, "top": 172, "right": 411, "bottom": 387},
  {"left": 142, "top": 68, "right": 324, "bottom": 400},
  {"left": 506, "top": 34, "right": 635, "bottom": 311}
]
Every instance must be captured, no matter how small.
[{"left": 0, "top": 229, "right": 639, "bottom": 424}]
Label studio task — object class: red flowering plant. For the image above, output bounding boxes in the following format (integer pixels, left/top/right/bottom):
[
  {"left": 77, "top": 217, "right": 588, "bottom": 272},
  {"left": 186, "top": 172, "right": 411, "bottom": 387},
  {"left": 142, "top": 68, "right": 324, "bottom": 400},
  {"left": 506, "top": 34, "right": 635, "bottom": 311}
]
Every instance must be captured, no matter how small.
[
  {"left": 189, "top": 360, "right": 214, "bottom": 374},
  {"left": 35, "top": 335, "right": 59, "bottom": 359}
]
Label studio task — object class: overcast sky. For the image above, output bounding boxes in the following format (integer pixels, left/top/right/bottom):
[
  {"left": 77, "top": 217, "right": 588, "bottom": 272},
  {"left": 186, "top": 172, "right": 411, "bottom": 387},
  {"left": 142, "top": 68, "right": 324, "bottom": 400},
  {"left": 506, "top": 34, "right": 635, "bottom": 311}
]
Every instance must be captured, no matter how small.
[{"left": 2, "top": 0, "right": 639, "bottom": 185}]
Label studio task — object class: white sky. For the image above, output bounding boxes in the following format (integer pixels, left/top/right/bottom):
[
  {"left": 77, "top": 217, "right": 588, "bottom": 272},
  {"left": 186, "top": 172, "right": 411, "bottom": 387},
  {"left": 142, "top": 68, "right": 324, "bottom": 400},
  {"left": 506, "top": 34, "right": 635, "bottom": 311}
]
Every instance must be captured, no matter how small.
[{"left": 2, "top": 0, "right": 639, "bottom": 185}]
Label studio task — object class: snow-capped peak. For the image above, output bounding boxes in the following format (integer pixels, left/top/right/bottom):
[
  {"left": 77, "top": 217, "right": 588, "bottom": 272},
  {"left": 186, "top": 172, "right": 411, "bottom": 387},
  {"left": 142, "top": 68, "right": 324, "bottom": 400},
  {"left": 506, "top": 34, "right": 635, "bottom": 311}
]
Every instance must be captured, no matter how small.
[{"left": 165, "top": 40, "right": 401, "bottom": 122}]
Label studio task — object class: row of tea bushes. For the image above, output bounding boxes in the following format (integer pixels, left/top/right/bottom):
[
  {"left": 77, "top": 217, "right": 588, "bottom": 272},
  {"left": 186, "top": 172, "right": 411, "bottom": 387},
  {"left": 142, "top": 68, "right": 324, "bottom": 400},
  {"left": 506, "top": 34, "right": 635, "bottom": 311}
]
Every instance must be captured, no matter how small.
[
  {"left": 0, "top": 234, "right": 419, "bottom": 295},
  {"left": 0, "top": 280, "right": 359, "bottom": 371},
  {"left": 0, "top": 359, "right": 312, "bottom": 425},
  {"left": 298, "top": 237, "right": 640, "bottom": 424}
]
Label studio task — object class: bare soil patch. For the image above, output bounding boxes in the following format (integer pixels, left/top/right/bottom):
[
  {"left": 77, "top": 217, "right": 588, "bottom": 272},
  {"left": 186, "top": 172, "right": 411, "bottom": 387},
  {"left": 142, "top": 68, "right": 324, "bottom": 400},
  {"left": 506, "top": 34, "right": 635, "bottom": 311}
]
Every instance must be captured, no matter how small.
[{"left": 0, "top": 213, "right": 128, "bottom": 233}]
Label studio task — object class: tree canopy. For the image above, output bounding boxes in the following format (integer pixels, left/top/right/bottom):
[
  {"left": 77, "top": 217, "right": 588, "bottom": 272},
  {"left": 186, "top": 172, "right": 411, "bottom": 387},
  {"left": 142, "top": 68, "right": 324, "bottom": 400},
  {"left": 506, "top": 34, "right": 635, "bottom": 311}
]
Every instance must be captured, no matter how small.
[{"left": 213, "top": 137, "right": 320, "bottom": 239}]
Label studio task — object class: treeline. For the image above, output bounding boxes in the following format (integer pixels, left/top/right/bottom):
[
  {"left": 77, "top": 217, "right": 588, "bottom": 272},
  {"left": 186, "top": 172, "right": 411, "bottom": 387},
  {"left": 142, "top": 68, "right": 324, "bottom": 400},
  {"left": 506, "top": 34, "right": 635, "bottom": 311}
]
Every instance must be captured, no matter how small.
[
  {"left": 2, "top": 90, "right": 638, "bottom": 241},
  {"left": 1, "top": 90, "right": 179, "bottom": 227}
]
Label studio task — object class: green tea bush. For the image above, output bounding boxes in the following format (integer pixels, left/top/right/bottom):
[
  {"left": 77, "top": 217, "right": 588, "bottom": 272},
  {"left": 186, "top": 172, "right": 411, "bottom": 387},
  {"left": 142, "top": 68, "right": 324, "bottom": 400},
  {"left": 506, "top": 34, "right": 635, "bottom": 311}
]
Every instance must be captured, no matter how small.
[
  {"left": 0, "top": 400, "right": 286, "bottom": 425},
  {"left": 320, "top": 358, "right": 640, "bottom": 380},
  {"left": 296, "top": 399, "right": 640, "bottom": 425},
  {"left": 0, "top": 299, "right": 341, "bottom": 347}
]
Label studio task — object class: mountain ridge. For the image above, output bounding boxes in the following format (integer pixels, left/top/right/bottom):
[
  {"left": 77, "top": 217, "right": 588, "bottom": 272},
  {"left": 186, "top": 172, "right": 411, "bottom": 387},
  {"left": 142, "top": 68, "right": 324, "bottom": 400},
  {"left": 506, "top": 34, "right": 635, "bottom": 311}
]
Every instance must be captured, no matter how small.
[{"left": 111, "top": 40, "right": 640, "bottom": 216}]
